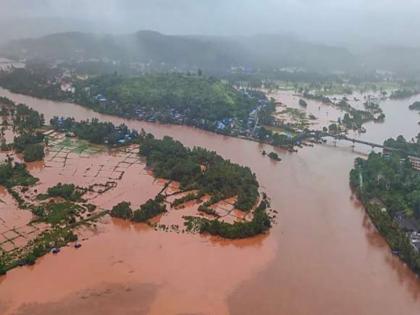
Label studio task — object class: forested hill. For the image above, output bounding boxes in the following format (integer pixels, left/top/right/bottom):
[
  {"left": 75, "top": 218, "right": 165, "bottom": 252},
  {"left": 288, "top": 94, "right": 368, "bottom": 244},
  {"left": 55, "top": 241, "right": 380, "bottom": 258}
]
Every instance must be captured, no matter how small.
[
  {"left": 73, "top": 73, "right": 259, "bottom": 124},
  {"left": 0, "top": 31, "right": 357, "bottom": 72}
]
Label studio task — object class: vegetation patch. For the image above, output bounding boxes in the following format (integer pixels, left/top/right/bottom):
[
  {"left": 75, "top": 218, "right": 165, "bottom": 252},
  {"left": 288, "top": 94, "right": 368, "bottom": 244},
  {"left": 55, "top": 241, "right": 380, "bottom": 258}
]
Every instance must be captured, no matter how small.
[
  {"left": 185, "top": 199, "right": 272, "bottom": 239},
  {"left": 0, "top": 161, "right": 38, "bottom": 188},
  {"left": 139, "top": 134, "right": 259, "bottom": 211},
  {"left": 50, "top": 116, "right": 139, "bottom": 146},
  {"left": 350, "top": 134, "right": 420, "bottom": 275},
  {"left": 46, "top": 183, "right": 85, "bottom": 202},
  {"left": 110, "top": 195, "right": 167, "bottom": 222}
]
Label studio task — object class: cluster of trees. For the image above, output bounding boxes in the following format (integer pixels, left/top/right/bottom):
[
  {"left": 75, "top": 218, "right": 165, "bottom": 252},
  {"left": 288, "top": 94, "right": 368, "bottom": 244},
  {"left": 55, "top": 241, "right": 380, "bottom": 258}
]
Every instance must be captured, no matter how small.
[
  {"left": 0, "top": 100, "right": 46, "bottom": 162},
  {"left": 50, "top": 117, "right": 139, "bottom": 146},
  {"left": 0, "top": 161, "right": 38, "bottom": 188},
  {"left": 267, "top": 152, "right": 281, "bottom": 161},
  {"left": 299, "top": 99, "right": 308, "bottom": 107},
  {"left": 337, "top": 98, "right": 385, "bottom": 131},
  {"left": 139, "top": 134, "right": 259, "bottom": 211},
  {"left": 13, "top": 103, "right": 45, "bottom": 134},
  {"left": 302, "top": 91, "right": 333, "bottom": 105},
  {"left": 22, "top": 143, "right": 45, "bottom": 162},
  {"left": 350, "top": 137, "right": 420, "bottom": 274},
  {"left": 110, "top": 195, "right": 167, "bottom": 222},
  {"left": 364, "top": 100, "right": 382, "bottom": 114},
  {"left": 390, "top": 89, "right": 420, "bottom": 100},
  {"left": 46, "top": 183, "right": 83, "bottom": 202},
  {"left": 0, "top": 66, "right": 71, "bottom": 101},
  {"left": 272, "top": 133, "right": 293, "bottom": 147},
  {"left": 110, "top": 201, "right": 133, "bottom": 220},
  {"left": 132, "top": 195, "right": 167, "bottom": 222},
  {"left": 13, "top": 132, "right": 44, "bottom": 152},
  {"left": 350, "top": 152, "right": 420, "bottom": 218},
  {"left": 384, "top": 135, "right": 420, "bottom": 157},
  {"left": 186, "top": 199, "right": 272, "bottom": 239},
  {"left": 409, "top": 101, "right": 420, "bottom": 111}
]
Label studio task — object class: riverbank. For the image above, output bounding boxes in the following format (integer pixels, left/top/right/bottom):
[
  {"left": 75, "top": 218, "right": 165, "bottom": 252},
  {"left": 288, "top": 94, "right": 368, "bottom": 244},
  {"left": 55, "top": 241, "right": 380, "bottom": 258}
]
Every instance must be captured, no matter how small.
[{"left": 350, "top": 147, "right": 420, "bottom": 276}]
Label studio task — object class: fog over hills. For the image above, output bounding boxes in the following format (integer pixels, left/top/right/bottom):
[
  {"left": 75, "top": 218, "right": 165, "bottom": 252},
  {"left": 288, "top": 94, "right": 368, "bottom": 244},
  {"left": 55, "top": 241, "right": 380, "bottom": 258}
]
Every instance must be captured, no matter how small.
[
  {"left": 3, "top": 29, "right": 420, "bottom": 75},
  {"left": 0, "top": 31, "right": 359, "bottom": 73},
  {"left": 2, "top": 0, "right": 420, "bottom": 47},
  {"left": 1, "top": 1, "right": 420, "bottom": 75}
]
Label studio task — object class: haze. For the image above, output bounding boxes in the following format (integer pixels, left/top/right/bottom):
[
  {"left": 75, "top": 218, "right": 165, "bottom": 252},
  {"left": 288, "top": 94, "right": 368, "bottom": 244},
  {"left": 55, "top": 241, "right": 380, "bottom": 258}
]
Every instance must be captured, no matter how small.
[{"left": 1, "top": 0, "right": 419, "bottom": 47}]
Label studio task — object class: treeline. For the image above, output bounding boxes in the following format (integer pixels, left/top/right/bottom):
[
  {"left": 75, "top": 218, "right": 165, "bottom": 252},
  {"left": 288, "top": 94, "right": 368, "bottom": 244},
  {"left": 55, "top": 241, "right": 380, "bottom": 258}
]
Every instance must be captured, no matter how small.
[
  {"left": 302, "top": 91, "right": 333, "bottom": 105},
  {"left": 0, "top": 98, "right": 46, "bottom": 162},
  {"left": 50, "top": 117, "right": 139, "bottom": 146},
  {"left": 390, "top": 89, "right": 420, "bottom": 100},
  {"left": 0, "top": 66, "right": 71, "bottom": 101},
  {"left": 13, "top": 103, "right": 46, "bottom": 162},
  {"left": 384, "top": 135, "right": 420, "bottom": 156},
  {"left": 350, "top": 136, "right": 420, "bottom": 274},
  {"left": 139, "top": 134, "right": 259, "bottom": 211}
]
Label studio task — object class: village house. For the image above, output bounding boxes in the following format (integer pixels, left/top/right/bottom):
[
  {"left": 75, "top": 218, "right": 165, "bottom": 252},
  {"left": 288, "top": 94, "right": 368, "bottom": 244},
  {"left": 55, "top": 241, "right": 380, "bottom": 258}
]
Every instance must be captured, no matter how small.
[{"left": 408, "top": 155, "right": 420, "bottom": 171}]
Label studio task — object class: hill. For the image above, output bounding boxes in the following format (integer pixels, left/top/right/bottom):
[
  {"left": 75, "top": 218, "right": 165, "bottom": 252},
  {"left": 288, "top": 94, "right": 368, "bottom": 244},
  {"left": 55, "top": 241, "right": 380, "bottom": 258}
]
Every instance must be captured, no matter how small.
[{"left": 0, "top": 31, "right": 358, "bottom": 72}]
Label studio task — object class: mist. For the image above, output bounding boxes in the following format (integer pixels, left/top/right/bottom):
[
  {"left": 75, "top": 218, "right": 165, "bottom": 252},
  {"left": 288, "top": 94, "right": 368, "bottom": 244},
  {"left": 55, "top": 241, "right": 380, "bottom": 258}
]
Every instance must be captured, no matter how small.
[{"left": 1, "top": 0, "right": 420, "bottom": 48}]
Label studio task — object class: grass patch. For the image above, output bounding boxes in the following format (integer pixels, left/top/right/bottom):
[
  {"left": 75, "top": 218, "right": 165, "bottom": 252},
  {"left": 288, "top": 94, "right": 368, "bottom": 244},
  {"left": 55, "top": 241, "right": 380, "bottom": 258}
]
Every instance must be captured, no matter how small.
[{"left": 44, "top": 202, "right": 82, "bottom": 225}]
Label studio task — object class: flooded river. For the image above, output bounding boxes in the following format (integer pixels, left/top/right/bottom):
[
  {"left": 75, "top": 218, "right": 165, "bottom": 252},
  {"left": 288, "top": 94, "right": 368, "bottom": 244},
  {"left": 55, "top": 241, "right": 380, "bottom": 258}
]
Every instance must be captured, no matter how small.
[{"left": 0, "top": 87, "right": 419, "bottom": 315}]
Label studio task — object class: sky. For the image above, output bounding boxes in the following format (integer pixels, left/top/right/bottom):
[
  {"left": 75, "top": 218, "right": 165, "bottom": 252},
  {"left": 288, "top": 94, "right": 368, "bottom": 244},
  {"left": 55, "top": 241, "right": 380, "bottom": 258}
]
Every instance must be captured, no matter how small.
[{"left": 0, "top": 0, "right": 419, "bottom": 47}]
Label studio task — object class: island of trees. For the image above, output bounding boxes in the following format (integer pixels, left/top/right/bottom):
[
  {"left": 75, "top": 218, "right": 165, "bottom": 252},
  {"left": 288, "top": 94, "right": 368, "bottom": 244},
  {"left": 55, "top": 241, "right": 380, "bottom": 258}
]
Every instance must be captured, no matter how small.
[
  {"left": 107, "top": 131, "right": 273, "bottom": 238},
  {"left": 390, "top": 88, "right": 420, "bottom": 100},
  {"left": 409, "top": 101, "right": 420, "bottom": 111}
]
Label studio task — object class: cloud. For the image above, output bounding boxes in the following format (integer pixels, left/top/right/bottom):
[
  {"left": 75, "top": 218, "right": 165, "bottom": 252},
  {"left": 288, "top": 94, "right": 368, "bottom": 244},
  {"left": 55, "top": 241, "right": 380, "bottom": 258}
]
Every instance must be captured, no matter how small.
[{"left": 0, "top": 0, "right": 419, "bottom": 46}]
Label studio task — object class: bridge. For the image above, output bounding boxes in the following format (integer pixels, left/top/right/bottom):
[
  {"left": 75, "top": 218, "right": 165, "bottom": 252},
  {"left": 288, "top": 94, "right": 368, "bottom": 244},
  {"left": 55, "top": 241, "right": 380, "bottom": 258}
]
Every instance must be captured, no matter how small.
[
  {"left": 295, "top": 130, "right": 403, "bottom": 153},
  {"left": 324, "top": 134, "right": 397, "bottom": 151}
]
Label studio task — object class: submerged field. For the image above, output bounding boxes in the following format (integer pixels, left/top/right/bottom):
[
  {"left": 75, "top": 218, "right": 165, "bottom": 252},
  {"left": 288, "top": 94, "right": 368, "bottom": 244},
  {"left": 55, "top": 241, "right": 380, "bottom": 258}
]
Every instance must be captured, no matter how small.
[{"left": 0, "top": 130, "right": 272, "bottom": 274}]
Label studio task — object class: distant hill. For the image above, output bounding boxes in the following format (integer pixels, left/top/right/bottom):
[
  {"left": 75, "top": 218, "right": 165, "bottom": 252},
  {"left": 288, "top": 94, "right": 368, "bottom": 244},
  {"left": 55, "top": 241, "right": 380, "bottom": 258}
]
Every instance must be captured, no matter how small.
[
  {"left": 0, "top": 18, "right": 98, "bottom": 44},
  {"left": 361, "top": 46, "right": 420, "bottom": 74},
  {"left": 0, "top": 30, "right": 358, "bottom": 72}
]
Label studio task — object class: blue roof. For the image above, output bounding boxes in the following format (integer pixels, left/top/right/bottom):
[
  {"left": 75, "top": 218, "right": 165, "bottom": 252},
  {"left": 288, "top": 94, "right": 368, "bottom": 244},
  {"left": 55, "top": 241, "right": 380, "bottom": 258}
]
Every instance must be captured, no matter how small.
[{"left": 216, "top": 122, "right": 226, "bottom": 129}]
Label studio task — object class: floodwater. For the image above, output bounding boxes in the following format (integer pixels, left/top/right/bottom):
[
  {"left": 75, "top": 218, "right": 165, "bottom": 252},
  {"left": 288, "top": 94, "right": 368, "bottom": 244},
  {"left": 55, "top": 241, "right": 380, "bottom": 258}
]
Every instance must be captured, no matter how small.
[{"left": 0, "top": 87, "right": 420, "bottom": 315}]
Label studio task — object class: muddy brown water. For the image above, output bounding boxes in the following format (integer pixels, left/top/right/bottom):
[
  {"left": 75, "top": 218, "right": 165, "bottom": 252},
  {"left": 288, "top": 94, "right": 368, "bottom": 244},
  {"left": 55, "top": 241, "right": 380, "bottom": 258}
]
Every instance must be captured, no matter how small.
[{"left": 0, "top": 87, "right": 419, "bottom": 314}]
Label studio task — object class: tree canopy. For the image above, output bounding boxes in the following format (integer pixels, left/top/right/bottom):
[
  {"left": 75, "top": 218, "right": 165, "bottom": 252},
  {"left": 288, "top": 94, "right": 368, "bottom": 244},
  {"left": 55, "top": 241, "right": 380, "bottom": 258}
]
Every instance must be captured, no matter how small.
[{"left": 139, "top": 134, "right": 259, "bottom": 211}]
